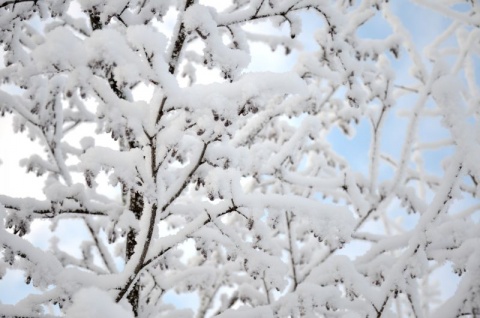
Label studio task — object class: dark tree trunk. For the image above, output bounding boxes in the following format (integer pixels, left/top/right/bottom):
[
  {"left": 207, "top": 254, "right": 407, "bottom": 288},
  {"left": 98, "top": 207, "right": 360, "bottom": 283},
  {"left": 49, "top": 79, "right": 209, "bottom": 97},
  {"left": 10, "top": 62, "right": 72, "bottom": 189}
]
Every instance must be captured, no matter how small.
[{"left": 126, "top": 189, "right": 144, "bottom": 316}]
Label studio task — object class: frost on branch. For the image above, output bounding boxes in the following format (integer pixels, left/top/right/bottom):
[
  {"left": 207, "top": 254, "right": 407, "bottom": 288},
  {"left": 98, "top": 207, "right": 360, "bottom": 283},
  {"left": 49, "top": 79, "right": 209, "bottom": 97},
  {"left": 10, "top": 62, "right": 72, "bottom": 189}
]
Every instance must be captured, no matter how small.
[{"left": 0, "top": 0, "right": 479, "bottom": 317}]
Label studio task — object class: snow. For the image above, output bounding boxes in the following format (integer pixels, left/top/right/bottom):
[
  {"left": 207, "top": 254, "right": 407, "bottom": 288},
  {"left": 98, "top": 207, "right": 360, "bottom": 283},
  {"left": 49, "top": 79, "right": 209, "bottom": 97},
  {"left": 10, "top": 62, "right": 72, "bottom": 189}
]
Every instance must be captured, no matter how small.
[
  {"left": 216, "top": 306, "right": 272, "bottom": 318},
  {"left": 65, "top": 287, "right": 133, "bottom": 318},
  {"left": 31, "top": 26, "right": 86, "bottom": 71},
  {"left": 1, "top": 0, "right": 479, "bottom": 317}
]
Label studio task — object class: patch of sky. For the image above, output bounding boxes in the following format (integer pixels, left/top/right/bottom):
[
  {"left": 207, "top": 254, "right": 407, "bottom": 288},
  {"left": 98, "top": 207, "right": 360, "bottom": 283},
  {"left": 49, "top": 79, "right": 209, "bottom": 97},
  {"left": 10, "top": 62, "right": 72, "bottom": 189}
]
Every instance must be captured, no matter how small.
[
  {"left": 472, "top": 209, "right": 480, "bottom": 223},
  {"left": 354, "top": 5, "right": 406, "bottom": 83},
  {"left": 0, "top": 270, "right": 60, "bottom": 314},
  {"left": 327, "top": 117, "right": 371, "bottom": 176},
  {"left": 460, "top": 47, "right": 480, "bottom": 102},
  {"left": 376, "top": 160, "right": 396, "bottom": 185},
  {"left": 244, "top": 10, "right": 322, "bottom": 72},
  {"left": 0, "top": 269, "right": 41, "bottom": 305},
  {"left": 22, "top": 216, "right": 124, "bottom": 271},
  {"left": 296, "top": 153, "right": 309, "bottom": 173},
  {"left": 52, "top": 219, "right": 91, "bottom": 259},
  {"left": 450, "top": 2, "right": 475, "bottom": 13},
  {"left": 449, "top": 191, "right": 480, "bottom": 223},
  {"left": 417, "top": 96, "right": 456, "bottom": 176},
  {"left": 25, "top": 14, "right": 44, "bottom": 35},
  {"left": 204, "top": 285, "right": 237, "bottom": 316},
  {"left": 0, "top": 115, "right": 45, "bottom": 199},
  {"left": 379, "top": 105, "right": 408, "bottom": 161},
  {"left": 163, "top": 290, "right": 200, "bottom": 314},
  {"left": 297, "top": 10, "right": 324, "bottom": 52},
  {"left": 176, "top": 238, "right": 196, "bottom": 264},
  {"left": 356, "top": 216, "right": 387, "bottom": 235},
  {"left": 356, "top": 9, "right": 393, "bottom": 40},
  {"left": 23, "top": 219, "right": 52, "bottom": 250},
  {"left": 387, "top": 197, "right": 420, "bottom": 232},
  {"left": 390, "top": 1, "right": 451, "bottom": 51},
  {"left": 246, "top": 40, "right": 297, "bottom": 73},
  {"left": 335, "top": 239, "right": 372, "bottom": 260},
  {"left": 470, "top": 52, "right": 480, "bottom": 83},
  {"left": 0, "top": 84, "right": 24, "bottom": 96},
  {"left": 416, "top": 143, "right": 455, "bottom": 178},
  {"left": 430, "top": 260, "right": 461, "bottom": 304}
]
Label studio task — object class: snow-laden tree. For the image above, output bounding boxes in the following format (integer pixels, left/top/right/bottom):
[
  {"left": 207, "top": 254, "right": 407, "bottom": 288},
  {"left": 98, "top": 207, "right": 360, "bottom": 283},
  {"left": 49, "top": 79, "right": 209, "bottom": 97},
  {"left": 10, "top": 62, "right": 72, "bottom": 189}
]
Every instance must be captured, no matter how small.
[{"left": 0, "top": 0, "right": 479, "bottom": 317}]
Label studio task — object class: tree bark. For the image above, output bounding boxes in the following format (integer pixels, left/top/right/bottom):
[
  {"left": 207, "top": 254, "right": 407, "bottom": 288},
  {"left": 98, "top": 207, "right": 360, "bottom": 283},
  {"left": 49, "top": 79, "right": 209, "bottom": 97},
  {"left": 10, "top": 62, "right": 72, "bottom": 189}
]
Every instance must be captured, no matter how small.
[{"left": 126, "top": 190, "right": 144, "bottom": 316}]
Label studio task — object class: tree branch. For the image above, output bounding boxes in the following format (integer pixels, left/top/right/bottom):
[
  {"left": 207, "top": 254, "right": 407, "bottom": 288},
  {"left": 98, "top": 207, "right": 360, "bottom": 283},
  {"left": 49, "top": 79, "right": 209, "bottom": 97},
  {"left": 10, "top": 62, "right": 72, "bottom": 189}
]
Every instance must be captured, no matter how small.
[
  {"left": 0, "top": 0, "right": 37, "bottom": 9},
  {"left": 285, "top": 211, "right": 298, "bottom": 291},
  {"left": 167, "top": 0, "right": 196, "bottom": 74}
]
